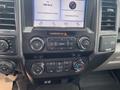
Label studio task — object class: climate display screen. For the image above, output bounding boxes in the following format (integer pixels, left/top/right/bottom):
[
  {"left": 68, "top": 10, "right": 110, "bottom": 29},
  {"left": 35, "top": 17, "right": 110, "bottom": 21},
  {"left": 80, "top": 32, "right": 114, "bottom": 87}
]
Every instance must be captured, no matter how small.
[{"left": 33, "top": 0, "right": 86, "bottom": 28}]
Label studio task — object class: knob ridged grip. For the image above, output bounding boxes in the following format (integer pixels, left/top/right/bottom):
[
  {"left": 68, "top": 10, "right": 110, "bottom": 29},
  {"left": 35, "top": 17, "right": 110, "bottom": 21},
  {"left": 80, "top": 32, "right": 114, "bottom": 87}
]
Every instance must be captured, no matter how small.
[
  {"left": 31, "top": 63, "right": 44, "bottom": 76},
  {"left": 69, "top": 1, "right": 77, "bottom": 10},
  {"left": 0, "top": 40, "right": 9, "bottom": 52},
  {"left": 78, "top": 37, "right": 90, "bottom": 50},
  {"left": 30, "top": 37, "right": 44, "bottom": 52},
  {"left": 73, "top": 60, "right": 84, "bottom": 72},
  {"left": 0, "top": 61, "right": 16, "bottom": 75}
]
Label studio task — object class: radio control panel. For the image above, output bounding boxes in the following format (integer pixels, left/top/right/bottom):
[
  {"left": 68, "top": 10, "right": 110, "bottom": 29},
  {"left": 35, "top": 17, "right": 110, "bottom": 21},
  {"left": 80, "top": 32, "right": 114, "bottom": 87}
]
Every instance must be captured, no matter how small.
[
  {"left": 23, "top": 29, "right": 94, "bottom": 54},
  {"left": 47, "top": 37, "right": 76, "bottom": 51}
]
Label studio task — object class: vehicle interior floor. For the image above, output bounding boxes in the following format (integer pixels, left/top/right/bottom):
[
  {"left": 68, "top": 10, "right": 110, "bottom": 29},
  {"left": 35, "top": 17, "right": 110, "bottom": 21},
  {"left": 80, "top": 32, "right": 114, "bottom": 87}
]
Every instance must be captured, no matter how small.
[{"left": 22, "top": 70, "right": 120, "bottom": 90}]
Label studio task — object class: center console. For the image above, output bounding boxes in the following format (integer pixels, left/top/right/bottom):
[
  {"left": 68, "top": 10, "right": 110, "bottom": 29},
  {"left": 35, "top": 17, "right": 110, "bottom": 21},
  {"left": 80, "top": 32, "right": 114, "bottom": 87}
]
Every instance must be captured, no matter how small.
[
  {"left": 0, "top": 0, "right": 119, "bottom": 85},
  {"left": 20, "top": 0, "right": 119, "bottom": 83},
  {"left": 22, "top": 0, "right": 96, "bottom": 80}
]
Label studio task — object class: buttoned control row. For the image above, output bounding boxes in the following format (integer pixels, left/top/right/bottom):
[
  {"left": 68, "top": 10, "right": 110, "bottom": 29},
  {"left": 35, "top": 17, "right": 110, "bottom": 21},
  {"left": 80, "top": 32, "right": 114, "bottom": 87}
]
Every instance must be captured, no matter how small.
[
  {"left": 30, "top": 37, "right": 90, "bottom": 52},
  {"left": 31, "top": 59, "right": 85, "bottom": 76}
]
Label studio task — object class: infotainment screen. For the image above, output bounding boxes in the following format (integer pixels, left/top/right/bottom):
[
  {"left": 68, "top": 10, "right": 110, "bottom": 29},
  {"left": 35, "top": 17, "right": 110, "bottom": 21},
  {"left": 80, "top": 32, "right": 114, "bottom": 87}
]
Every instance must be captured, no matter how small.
[{"left": 33, "top": 0, "right": 86, "bottom": 28}]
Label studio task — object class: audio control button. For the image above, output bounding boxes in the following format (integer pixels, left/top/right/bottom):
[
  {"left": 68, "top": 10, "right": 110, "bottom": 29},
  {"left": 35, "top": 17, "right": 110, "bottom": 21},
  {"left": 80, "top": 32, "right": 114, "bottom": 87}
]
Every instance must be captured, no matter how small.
[{"left": 30, "top": 37, "right": 44, "bottom": 52}]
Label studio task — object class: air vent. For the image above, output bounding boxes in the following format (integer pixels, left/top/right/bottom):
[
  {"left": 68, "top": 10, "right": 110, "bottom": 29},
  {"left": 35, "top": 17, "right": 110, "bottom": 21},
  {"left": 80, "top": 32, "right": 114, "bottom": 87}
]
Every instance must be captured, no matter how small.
[
  {"left": 101, "top": 0, "right": 117, "bottom": 31},
  {"left": 0, "top": 0, "right": 16, "bottom": 30},
  {"left": 118, "top": 29, "right": 120, "bottom": 42}
]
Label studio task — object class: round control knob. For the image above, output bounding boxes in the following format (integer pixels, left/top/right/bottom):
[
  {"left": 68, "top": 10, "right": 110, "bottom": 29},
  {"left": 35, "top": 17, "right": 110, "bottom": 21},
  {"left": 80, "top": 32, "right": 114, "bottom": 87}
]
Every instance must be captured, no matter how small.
[
  {"left": 0, "top": 61, "right": 16, "bottom": 75},
  {"left": 31, "top": 63, "right": 44, "bottom": 76},
  {"left": 69, "top": 1, "right": 77, "bottom": 10},
  {"left": 78, "top": 37, "right": 90, "bottom": 50},
  {"left": 30, "top": 37, "right": 44, "bottom": 52},
  {"left": 0, "top": 40, "right": 9, "bottom": 52},
  {"left": 73, "top": 60, "right": 84, "bottom": 72}
]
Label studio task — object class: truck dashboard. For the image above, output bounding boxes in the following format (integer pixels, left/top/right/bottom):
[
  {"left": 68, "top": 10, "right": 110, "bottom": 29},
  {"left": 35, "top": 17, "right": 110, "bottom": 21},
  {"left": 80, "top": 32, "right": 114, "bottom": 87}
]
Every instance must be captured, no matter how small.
[{"left": 0, "top": 0, "right": 120, "bottom": 90}]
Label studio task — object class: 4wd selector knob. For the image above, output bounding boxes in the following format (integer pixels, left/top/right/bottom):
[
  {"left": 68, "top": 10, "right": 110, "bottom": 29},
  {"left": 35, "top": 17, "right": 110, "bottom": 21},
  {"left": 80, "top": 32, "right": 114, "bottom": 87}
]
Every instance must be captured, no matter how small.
[
  {"left": 31, "top": 63, "right": 44, "bottom": 76},
  {"left": 30, "top": 37, "right": 44, "bottom": 52},
  {"left": 78, "top": 37, "right": 90, "bottom": 50},
  {"left": 0, "top": 40, "right": 9, "bottom": 52}
]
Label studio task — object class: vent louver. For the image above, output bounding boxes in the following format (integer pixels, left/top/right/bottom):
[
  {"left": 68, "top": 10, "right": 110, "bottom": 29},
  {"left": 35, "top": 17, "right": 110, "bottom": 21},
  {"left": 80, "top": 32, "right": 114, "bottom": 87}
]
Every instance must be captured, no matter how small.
[
  {"left": 101, "top": 0, "right": 117, "bottom": 31},
  {"left": 0, "top": 0, "right": 16, "bottom": 30}
]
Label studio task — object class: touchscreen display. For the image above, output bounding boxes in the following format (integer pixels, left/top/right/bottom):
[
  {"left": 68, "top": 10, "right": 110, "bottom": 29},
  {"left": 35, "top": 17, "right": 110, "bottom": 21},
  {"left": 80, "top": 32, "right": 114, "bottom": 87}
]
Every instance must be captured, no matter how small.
[{"left": 33, "top": 0, "right": 86, "bottom": 28}]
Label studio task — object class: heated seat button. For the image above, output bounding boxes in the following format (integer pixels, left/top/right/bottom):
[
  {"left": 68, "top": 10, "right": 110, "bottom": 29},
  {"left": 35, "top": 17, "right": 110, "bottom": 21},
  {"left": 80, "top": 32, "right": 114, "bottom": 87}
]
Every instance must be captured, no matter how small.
[
  {"left": 63, "top": 61, "right": 72, "bottom": 72},
  {"left": 46, "top": 62, "right": 56, "bottom": 73},
  {"left": 55, "top": 62, "right": 64, "bottom": 73}
]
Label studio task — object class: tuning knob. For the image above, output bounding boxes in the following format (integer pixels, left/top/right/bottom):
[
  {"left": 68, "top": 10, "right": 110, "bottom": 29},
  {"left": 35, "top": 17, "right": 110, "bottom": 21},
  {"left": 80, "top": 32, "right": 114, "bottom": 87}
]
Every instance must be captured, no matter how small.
[
  {"left": 31, "top": 63, "right": 44, "bottom": 76},
  {"left": 30, "top": 37, "right": 44, "bottom": 52},
  {"left": 73, "top": 60, "right": 84, "bottom": 72},
  {"left": 0, "top": 40, "right": 9, "bottom": 52},
  {"left": 78, "top": 37, "right": 90, "bottom": 50},
  {"left": 69, "top": 1, "right": 77, "bottom": 10},
  {"left": 0, "top": 61, "right": 16, "bottom": 75}
]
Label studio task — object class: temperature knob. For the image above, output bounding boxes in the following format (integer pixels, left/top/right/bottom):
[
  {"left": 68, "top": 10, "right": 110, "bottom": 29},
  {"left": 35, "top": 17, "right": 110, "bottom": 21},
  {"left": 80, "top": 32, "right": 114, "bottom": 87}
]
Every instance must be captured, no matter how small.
[
  {"left": 73, "top": 60, "right": 84, "bottom": 72},
  {"left": 0, "top": 40, "right": 9, "bottom": 52},
  {"left": 30, "top": 37, "right": 44, "bottom": 52},
  {"left": 31, "top": 63, "right": 44, "bottom": 76},
  {"left": 78, "top": 37, "right": 90, "bottom": 50}
]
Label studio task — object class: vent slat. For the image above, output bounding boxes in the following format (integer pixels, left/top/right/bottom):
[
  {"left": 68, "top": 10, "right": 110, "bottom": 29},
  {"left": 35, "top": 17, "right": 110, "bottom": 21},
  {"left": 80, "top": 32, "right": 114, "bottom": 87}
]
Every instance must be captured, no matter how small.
[
  {"left": 0, "top": 0, "right": 14, "bottom": 3},
  {"left": 0, "top": 18, "right": 15, "bottom": 20},
  {"left": 0, "top": 12, "right": 15, "bottom": 14},
  {"left": 101, "top": 0, "right": 117, "bottom": 31},
  {"left": 0, "top": 24, "right": 15, "bottom": 26},
  {"left": 0, "top": 0, "right": 16, "bottom": 30}
]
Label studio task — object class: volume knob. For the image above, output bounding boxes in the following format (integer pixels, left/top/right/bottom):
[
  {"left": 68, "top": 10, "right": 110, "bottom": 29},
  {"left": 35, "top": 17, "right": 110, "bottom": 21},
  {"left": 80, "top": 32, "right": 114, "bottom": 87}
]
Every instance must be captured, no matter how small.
[
  {"left": 30, "top": 37, "right": 44, "bottom": 52},
  {"left": 78, "top": 37, "right": 90, "bottom": 50},
  {"left": 0, "top": 40, "right": 9, "bottom": 52},
  {"left": 69, "top": 1, "right": 77, "bottom": 10}
]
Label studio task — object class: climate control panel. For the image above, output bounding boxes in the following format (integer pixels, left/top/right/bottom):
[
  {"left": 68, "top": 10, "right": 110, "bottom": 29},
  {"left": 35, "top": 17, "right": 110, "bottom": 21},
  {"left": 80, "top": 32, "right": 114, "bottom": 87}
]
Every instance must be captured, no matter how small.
[{"left": 26, "top": 57, "right": 87, "bottom": 78}]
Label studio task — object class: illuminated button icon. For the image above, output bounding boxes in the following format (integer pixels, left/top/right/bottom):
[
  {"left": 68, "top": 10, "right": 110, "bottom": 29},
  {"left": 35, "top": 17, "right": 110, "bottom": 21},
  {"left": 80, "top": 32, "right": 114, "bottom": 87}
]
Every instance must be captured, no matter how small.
[{"left": 69, "top": 1, "right": 77, "bottom": 10}]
